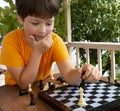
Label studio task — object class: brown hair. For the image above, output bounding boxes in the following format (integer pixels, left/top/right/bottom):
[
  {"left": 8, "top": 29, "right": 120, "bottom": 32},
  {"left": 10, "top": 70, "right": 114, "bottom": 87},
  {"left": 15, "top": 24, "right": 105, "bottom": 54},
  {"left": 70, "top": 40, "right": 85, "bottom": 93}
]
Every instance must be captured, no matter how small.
[{"left": 15, "top": 0, "right": 60, "bottom": 19}]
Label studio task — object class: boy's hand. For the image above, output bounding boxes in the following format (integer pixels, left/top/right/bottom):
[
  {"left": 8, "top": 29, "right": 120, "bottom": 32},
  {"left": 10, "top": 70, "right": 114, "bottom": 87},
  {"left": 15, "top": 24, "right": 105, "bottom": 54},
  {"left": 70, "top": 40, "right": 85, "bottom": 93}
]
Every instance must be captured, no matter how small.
[
  {"left": 29, "top": 34, "right": 53, "bottom": 54},
  {"left": 81, "top": 64, "right": 101, "bottom": 83}
]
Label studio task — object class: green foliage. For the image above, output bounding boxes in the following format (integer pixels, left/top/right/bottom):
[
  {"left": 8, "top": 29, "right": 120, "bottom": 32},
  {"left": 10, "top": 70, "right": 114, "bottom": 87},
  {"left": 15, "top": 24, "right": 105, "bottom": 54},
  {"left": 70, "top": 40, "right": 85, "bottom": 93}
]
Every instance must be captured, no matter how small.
[
  {"left": 71, "top": 0, "right": 120, "bottom": 42},
  {"left": 116, "top": 68, "right": 120, "bottom": 80},
  {"left": 71, "top": 0, "right": 120, "bottom": 76},
  {"left": 102, "top": 50, "right": 111, "bottom": 75},
  {"left": 0, "top": 0, "right": 22, "bottom": 43},
  {"left": 54, "top": 0, "right": 67, "bottom": 41}
]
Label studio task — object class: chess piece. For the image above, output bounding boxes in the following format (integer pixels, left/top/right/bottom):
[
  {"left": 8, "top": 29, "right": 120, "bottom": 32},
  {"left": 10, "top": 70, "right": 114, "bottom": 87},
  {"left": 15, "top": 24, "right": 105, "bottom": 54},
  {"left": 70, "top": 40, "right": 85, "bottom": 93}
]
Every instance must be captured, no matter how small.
[
  {"left": 80, "top": 79, "right": 85, "bottom": 90},
  {"left": 80, "top": 72, "right": 85, "bottom": 90},
  {"left": 28, "top": 84, "right": 36, "bottom": 105},
  {"left": 48, "top": 82, "right": 55, "bottom": 89},
  {"left": 19, "top": 90, "right": 28, "bottom": 96},
  {"left": 39, "top": 80, "right": 44, "bottom": 90},
  {"left": 51, "top": 75, "right": 55, "bottom": 80},
  {"left": 28, "top": 84, "right": 32, "bottom": 92},
  {"left": 78, "top": 87, "right": 87, "bottom": 107},
  {"left": 57, "top": 76, "right": 65, "bottom": 83},
  {"left": 43, "top": 83, "right": 49, "bottom": 91}
]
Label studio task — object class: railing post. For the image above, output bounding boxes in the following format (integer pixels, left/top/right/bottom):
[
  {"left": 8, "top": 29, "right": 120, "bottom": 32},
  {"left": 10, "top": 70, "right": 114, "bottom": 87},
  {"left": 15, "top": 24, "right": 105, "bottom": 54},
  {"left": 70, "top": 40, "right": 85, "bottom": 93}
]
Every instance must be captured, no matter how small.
[
  {"left": 64, "top": 0, "right": 71, "bottom": 42},
  {"left": 111, "top": 50, "right": 116, "bottom": 82},
  {"left": 86, "top": 48, "right": 90, "bottom": 64},
  {"left": 97, "top": 49, "right": 102, "bottom": 74},
  {"left": 64, "top": 0, "right": 72, "bottom": 60}
]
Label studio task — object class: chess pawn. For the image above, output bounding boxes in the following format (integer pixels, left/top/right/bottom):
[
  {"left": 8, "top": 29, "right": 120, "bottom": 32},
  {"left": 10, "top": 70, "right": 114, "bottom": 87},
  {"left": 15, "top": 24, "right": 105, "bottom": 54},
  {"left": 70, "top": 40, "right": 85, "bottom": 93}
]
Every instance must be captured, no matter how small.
[
  {"left": 28, "top": 84, "right": 32, "bottom": 92},
  {"left": 78, "top": 87, "right": 87, "bottom": 107},
  {"left": 43, "top": 83, "right": 49, "bottom": 91}
]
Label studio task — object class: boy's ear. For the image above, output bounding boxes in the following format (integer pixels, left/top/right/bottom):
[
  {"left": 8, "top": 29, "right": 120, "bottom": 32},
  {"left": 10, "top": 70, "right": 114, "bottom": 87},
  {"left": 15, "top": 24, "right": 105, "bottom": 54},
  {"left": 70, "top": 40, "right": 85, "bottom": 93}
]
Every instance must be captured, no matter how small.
[{"left": 17, "top": 15, "right": 24, "bottom": 24}]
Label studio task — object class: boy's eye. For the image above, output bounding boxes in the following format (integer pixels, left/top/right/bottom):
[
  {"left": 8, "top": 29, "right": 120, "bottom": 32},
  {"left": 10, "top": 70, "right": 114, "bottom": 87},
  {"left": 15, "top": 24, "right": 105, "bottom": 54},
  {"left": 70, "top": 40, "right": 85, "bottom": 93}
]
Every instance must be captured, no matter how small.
[
  {"left": 46, "top": 22, "right": 52, "bottom": 26},
  {"left": 31, "top": 22, "right": 39, "bottom": 25}
]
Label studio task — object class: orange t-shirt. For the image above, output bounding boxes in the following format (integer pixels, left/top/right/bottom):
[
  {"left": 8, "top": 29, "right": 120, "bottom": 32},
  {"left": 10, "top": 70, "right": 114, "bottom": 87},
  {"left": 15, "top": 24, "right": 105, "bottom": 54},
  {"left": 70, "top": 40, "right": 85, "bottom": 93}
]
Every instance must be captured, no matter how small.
[{"left": 0, "top": 28, "right": 70, "bottom": 85}]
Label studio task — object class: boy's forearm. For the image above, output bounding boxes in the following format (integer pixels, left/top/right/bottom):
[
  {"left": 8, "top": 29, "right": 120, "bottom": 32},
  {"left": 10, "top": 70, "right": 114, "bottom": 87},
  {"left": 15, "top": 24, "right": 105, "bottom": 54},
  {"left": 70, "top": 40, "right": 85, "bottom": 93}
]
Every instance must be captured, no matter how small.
[{"left": 19, "top": 52, "right": 42, "bottom": 89}]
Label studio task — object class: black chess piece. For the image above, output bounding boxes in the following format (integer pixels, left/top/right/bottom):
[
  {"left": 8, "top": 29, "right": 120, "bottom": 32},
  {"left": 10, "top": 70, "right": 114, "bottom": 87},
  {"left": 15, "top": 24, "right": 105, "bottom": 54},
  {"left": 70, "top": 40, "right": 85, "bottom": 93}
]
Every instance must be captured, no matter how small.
[
  {"left": 29, "top": 92, "right": 36, "bottom": 105},
  {"left": 80, "top": 79, "right": 85, "bottom": 90},
  {"left": 19, "top": 90, "right": 28, "bottom": 96},
  {"left": 57, "top": 76, "right": 65, "bottom": 83},
  {"left": 39, "top": 80, "right": 44, "bottom": 90},
  {"left": 115, "top": 79, "right": 120, "bottom": 87},
  {"left": 48, "top": 82, "right": 55, "bottom": 89},
  {"left": 80, "top": 72, "right": 85, "bottom": 90}
]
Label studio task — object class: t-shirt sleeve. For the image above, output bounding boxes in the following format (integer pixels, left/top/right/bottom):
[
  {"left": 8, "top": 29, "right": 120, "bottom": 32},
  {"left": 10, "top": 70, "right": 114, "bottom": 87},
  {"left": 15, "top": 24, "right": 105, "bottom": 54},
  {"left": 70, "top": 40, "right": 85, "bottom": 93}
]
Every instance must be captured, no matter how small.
[
  {"left": 0, "top": 33, "right": 24, "bottom": 67},
  {"left": 52, "top": 34, "right": 70, "bottom": 64}
]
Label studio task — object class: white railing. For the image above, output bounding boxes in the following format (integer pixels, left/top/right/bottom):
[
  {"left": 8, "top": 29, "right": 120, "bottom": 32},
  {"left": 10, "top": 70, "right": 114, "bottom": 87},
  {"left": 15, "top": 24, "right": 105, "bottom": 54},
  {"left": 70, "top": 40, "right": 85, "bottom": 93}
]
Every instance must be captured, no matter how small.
[
  {"left": 1, "top": 42, "right": 120, "bottom": 85},
  {"left": 66, "top": 42, "right": 120, "bottom": 84}
]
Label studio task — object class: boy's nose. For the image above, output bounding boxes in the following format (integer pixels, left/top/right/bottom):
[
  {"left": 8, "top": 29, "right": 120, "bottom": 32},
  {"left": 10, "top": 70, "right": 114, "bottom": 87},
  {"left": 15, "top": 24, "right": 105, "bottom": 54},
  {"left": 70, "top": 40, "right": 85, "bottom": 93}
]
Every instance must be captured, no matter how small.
[{"left": 38, "top": 25, "right": 46, "bottom": 34}]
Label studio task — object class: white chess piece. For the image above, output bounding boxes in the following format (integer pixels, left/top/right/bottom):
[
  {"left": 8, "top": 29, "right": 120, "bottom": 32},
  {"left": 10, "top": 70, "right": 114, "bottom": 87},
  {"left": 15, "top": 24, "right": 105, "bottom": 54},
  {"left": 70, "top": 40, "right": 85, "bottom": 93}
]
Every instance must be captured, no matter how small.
[
  {"left": 78, "top": 87, "right": 87, "bottom": 107},
  {"left": 51, "top": 74, "right": 55, "bottom": 80},
  {"left": 28, "top": 84, "right": 32, "bottom": 92},
  {"left": 43, "top": 83, "right": 49, "bottom": 91}
]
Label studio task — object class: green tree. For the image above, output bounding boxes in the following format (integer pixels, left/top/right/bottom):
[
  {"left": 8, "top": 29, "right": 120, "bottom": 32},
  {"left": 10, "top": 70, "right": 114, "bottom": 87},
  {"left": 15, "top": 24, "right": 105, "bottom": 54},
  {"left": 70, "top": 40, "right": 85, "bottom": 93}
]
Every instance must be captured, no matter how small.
[
  {"left": 0, "top": 0, "right": 22, "bottom": 42},
  {"left": 71, "top": 0, "right": 120, "bottom": 75},
  {"left": 71, "top": 0, "right": 120, "bottom": 42}
]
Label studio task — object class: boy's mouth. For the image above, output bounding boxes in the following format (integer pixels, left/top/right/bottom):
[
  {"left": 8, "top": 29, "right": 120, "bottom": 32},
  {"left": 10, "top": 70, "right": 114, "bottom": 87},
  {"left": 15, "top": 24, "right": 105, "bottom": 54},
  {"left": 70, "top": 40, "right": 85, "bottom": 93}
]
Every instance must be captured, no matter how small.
[{"left": 33, "top": 35, "right": 45, "bottom": 41}]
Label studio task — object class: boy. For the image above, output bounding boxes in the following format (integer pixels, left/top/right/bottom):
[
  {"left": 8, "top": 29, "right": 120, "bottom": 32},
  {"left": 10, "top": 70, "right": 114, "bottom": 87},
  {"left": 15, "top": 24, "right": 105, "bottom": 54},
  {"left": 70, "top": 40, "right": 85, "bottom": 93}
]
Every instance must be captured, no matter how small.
[{"left": 0, "top": 0, "right": 101, "bottom": 89}]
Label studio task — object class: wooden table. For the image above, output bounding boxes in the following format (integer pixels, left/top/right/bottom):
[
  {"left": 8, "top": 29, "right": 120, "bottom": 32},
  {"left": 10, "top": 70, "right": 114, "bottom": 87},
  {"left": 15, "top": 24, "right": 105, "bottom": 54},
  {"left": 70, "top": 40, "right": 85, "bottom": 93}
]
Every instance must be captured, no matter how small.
[
  {"left": 0, "top": 85, "right": 58, "bottom": 111},
  {"left": 0, "top": 74, "right": 62, "bottom": 111},
  {"left": 1, "top": 74, "right": 120, "bottom": 111}
]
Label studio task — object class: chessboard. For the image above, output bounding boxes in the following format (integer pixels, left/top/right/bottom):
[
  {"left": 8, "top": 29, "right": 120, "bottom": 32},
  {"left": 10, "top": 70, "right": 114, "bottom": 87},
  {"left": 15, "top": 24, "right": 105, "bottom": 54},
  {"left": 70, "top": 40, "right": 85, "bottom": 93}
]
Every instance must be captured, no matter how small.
[{"left": 38, "top": 80, "right": 120, "bottom": 111}]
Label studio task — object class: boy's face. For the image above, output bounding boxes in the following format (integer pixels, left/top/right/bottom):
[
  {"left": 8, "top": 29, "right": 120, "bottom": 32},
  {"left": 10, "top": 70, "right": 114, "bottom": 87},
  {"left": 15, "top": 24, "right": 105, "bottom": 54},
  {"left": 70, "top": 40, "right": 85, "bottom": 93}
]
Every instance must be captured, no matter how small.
[{"left": 18, "top": 16, "right": 55, "bottom": 41}]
